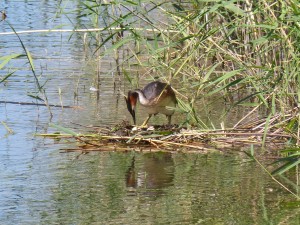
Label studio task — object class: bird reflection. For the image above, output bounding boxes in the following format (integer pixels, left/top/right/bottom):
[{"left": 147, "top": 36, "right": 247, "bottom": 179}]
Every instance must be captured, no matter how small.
[{"left": 125, "top": 153, "right": 174, "bottom": 197}]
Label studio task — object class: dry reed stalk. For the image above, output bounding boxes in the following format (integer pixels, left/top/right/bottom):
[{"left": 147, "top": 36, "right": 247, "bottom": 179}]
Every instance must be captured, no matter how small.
[{"left": 0, "top": 28, "right": 179, "bottom": 36}]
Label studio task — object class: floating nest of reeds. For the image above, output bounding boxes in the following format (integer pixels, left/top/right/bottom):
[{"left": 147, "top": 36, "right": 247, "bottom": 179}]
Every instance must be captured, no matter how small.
[{"left": 39, "top": 111, "right": 297, "bottom": 153}]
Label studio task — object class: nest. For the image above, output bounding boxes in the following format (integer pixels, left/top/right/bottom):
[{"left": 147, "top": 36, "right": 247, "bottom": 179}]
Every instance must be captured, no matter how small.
[{"left": 38, "top": 111, "right": 296, "bottom": 154}]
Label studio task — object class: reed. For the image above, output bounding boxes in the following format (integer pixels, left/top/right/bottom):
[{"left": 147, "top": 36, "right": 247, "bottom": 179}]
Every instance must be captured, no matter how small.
[
  {"left": 1, "top": 20, "right": 52, "bottom": 116},
  {"left": 75, "top": 0, "right": 299, "bottom": 126},
  {"left": 73, "top": 0, "right": 300, "bottom": 174}
]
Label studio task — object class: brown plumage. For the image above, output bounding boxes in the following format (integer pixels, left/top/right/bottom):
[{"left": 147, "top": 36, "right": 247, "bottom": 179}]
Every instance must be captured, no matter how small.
[{"left": 125, "top": 81, "right": 177, "bottom": 126}]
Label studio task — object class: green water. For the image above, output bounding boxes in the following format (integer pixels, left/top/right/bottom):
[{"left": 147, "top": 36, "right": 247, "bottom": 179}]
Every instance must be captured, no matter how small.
[
  {"left": 3, "top": 149, "right": 298, "bottom": 224},
  {"left": 8, "top": 152, "right": 299, "bottom": 224}
]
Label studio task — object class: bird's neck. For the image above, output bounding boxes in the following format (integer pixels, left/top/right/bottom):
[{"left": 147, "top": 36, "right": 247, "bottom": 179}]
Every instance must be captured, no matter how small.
[{"left": 134, "top": 89, "right": 150, "bottom": 105}]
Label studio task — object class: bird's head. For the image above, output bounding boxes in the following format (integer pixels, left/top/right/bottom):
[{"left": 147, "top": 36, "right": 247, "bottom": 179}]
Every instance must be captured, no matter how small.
[{"left": 125, "top": 91, "right": 138, "bottom": 125}]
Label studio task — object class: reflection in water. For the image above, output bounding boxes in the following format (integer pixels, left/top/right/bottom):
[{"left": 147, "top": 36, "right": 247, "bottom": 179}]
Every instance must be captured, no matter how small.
[
  {"left": 126, "top": 153, "right": 174, "bottom": 197},
  {"left": 125, "top": 155, "right": 137, "bottom": 188}
]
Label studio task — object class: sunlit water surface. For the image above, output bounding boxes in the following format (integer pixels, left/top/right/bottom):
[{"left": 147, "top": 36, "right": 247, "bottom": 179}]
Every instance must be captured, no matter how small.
[{"left": 0, "top": 1, "right": 300, "bottom": 224}]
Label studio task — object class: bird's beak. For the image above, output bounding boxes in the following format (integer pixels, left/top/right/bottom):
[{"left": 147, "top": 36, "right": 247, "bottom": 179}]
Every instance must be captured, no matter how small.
[
  {"left": 125, "top": 91, "right": 137, "bottom": 125},
  {"left": 131, "top": 108, "right": 136, "bottom": 125}
]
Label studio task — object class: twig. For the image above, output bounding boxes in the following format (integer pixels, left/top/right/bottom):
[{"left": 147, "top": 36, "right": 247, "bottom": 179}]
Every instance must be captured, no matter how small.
[
  {"left": 0, "top": 27, "right": 178, "bottom": 36},
  {"left": 1, "top": 121, "right": 14, "bottom": 134},
  {"left": 233, "top": 95, "right": 272, "bottom": 128},
  {"left": 208, "top": 132, "right": 291, "bottom": 138},
  {"left": 0, "top": 100, "right": 73, "bottom": 108}
]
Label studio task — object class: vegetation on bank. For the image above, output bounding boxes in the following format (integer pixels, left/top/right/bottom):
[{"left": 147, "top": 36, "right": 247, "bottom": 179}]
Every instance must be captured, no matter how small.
[{"left": 73, "top": 0, "right": 300, "bottom": 134}]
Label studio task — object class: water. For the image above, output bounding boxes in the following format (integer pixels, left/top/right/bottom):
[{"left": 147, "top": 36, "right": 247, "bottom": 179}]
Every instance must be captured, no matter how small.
[{"left": 1, "top": 1, "right": 300, "bottom": 224}]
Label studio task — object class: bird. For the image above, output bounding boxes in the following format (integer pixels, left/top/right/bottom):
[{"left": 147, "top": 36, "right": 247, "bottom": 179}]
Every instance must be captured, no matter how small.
[{"left": 125, "top": 81, "right": 177, "bottom": 126}]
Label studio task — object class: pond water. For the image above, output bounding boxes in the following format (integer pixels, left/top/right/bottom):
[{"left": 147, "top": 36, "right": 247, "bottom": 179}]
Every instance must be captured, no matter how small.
[{"left": 1, "top": 1, "right": 300, "bottom": 224}]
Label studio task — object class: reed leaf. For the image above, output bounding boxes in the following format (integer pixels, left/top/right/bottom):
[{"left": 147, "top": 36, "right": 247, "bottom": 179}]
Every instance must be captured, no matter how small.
[
  {"left": 25, "top": 49, "right": 35, "bottom": 71},
  {"left": 0, "top": 70, "right": 16, "bottom": 83},
  {"left": 101, "top": 36, "right": 134, "bottom": 56},
  {"left": 205, "top": 69, "right": 243, "bottom": 89},
  {"left": 272, "top": 159, "right": 300, "bottom": 176},
  {"left": 223, "top": 2, "right": 245, "bottom": 16},
  {"left": 49, "top": 123, "right": 78, "bottom": 136},
  {"left": 0, "top": 53, "right": 22, "bottom": 70}
]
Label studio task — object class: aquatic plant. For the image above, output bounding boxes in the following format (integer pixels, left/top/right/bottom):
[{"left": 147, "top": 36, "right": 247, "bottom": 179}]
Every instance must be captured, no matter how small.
[
  {"left": 0, "top": 15, "right": 52, "bottom": 115},
  {"left": 74, "top": 0, "right": 298, "bottom": 128},
  {"left": 72, "top": 0, "right": 300, "bottom": 175}
]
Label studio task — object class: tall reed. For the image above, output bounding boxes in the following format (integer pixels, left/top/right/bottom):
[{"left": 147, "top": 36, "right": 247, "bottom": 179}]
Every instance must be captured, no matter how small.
[
  {"left": 1, "top": 15, "right": 52, "bottom": 115},
  {"left": 33, "top": 0, "right": 300, "bottom": 188},
  {"left": 75, "top": 0, "right": 300, "bottom": 132}
]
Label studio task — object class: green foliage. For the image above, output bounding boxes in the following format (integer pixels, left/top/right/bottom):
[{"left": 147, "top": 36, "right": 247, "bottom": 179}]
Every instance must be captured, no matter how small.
[
  {"left": 0, "top": 53, "right": 22, "bottom": 70},
  {"left": 69, "top": 0, "right": 300, "bottom": 178},
  {"left": 0, "top": 70, "right": 16, "bottom": 84},
  {"left": 49, "top": 123, "right": 79, "bottom": 136},
  {"left": 1, "top": 20, "right": 52, "bottom": 115},
  {"left": 75, "top": 0, "right": 300, "bottom": 131},
  {"left": 0, "top": 54, "right": 22, "bottom": 84},
  {"left": 272, "top": 148, "right": 300, "bottom": 176},
  {"left": 246, "top": 145, "right": 300, "bottom": 199}
]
